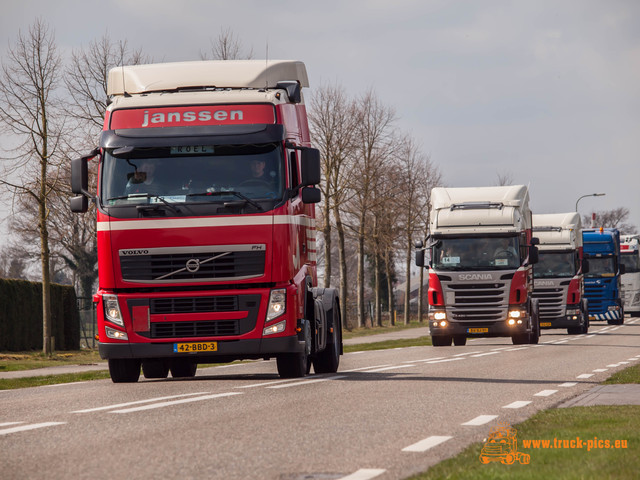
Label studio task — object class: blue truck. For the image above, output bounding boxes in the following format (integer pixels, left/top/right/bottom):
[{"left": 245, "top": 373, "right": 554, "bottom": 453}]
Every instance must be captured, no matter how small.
[{"left": 582, "top": 228, "right": 625, "bottom": 324}]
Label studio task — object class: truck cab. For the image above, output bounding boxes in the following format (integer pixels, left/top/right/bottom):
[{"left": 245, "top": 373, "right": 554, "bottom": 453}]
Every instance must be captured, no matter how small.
[
  {"left": 620, "top": 234, "right": 640, "bottom": 317},
  {"left": 416, "top": 185, "right": 540, "bottom": 346},
  {"left": 532, "top": 213, "right": 589, "bottom": 334},
  {"left": 71, "top": 60, "right": 342, "bottom": 382},
  {"left": 582, "top": 228, "right": 625, "bottom": 324}
]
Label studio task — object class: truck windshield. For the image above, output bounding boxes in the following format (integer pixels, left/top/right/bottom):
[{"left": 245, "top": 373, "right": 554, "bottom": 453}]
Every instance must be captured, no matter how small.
[
  {"left": 101, "top": 143, "right": 284, "bottom": 206},
  {"left": 585, "top": 257, "right": 616, "bottom": 277},
  {"left": 534, "top": 251, "right": 576, "bottom": 278},
  {"left": 432, "top": 236, "right": 520, "bottom": 270},
  {"left": 621, "top": 252, "right": 640, "bottom": 273}
]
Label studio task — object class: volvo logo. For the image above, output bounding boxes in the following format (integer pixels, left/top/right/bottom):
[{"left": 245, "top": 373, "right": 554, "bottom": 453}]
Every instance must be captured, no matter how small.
[{"left": 186, "top": 258, "right": 200, "bottom": 273}]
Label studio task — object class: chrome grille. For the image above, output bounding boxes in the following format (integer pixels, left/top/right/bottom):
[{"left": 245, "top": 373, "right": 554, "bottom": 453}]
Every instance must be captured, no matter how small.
[
  {"left": 532, "top": 287, "right": 566, "bottom": 319},
  {"left": 445, "top": 282, "right": 508, "bottom": 322}
]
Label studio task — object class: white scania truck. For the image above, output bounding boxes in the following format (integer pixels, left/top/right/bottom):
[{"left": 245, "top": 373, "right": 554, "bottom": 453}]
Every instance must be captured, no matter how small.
[
  {"left": 531, "top": 213, "right": 589, "bottom": 334},
  {"left": 620, "top": 234, "right": 640, "bottom": 317},
  {"left": 416, "top": 185, "right": 540, "bottom": 346}
]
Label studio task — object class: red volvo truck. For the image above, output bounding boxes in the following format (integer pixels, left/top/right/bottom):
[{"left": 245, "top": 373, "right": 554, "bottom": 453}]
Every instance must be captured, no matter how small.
[{"left": 71, "top": 60, "right": 342, "bottom": 382}]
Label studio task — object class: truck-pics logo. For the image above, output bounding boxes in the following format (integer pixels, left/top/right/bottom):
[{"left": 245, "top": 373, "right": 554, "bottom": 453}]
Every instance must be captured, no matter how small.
[{"left": 479, "top": 422, "right": 530, "bottom": 465}]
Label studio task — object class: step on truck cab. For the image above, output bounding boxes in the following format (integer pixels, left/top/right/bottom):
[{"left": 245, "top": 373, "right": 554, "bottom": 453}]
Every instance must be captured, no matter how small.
[
  {"left": 582, "top": 228, "right": 625, "bottom": 324},
  {"left": 532, "top": 213, "right": 589, "bottom": 334},
  {"left": 620, "top": 234, "right": 640, "bottom": 317},
  {"left": 415, "top": 185, "right": 540, "bottom": 346},
  {"left": 70, "top": 60, "right": 343, "bottom": 382}
]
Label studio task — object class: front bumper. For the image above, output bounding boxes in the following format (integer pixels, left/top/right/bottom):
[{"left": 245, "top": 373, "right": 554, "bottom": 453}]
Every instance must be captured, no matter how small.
[
  {"left": 429, "top": 320, "right": 531, "bottom": 338},
  {"left": 99, "top": 334, "right": 305, "bottom": 362}
]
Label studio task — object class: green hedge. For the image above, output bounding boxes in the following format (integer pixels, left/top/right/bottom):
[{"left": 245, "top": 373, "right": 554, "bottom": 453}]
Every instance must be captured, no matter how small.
[{"left": 0, "top": 279, "right": 80, "bottom": 351}]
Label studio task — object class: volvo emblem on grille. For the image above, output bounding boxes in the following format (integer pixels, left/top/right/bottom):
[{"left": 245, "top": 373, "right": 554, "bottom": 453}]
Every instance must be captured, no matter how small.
[{"left": 186, "top": 258, "right": 200, "bottom": 273}]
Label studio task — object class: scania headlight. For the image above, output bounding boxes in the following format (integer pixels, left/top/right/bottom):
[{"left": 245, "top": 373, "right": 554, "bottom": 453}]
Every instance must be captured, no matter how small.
[
  {"left": 103, "top": 294, "right": 124, "bottom": 326},
  {"left": 266, "top": 288, "right": 286, "bottom": 322}
]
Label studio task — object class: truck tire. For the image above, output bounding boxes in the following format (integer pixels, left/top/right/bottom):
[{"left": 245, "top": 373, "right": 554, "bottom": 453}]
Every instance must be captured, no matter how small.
[
  {"left": 432, "top": 335, "right": 452, "bottom": 347},
  {"left": 277, "top": 352, "right": 308, "bottom": 378},
  {"left": 313, "top": 298, "right": 341, "bottom": 374},
  {"left": 170, "top": 359, "right": 197, "bottom": 378},
  {"left": 453, "top": 336, "right": 467, "bottom": 346},
  {"left": 108, "top": 358, "right": 141, "bottom": 383},
  {"left": 142, "top": 360, "right": 169, "bottom": 379},
  {"left": 527, "top": 300, "right": 540, "bottom": 344}
]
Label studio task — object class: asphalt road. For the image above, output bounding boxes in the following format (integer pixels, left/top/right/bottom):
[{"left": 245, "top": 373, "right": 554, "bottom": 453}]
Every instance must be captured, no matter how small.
[{"left": 2, "top": 319, "right": 640, "bottom": 480}]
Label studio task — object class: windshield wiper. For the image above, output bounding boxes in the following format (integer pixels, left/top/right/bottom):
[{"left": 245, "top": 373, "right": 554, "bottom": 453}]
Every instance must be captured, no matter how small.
[
  {"left": 186, "top": 190, "right": 263, "bottom": 211},
  {"left": 106, "top": 193, "right": 185, "bottom": 216}
]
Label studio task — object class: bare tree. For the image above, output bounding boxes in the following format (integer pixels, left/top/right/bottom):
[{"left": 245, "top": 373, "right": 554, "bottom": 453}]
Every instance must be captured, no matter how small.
[
  {"left": 308, "top": 84, "right": 358, "bottom": 327},
  {"left": 200, "top": 27, "right": 254, "bottom": 60},
  {"left": 347, "top": 90, "right": 396, "bottom": 328},
  {"left": 495, "top": 171, "right": 514, "bottom": 186},
  {"left": 583, "top": 208, "right": 636, "bottom": 234},
  {"left": 0, "top": 19, "right": 63, "bottom": 354}
]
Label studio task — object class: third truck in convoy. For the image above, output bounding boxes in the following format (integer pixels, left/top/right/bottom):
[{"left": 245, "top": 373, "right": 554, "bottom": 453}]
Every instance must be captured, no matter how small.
[
  {"left": 620, "top": 234, "right": 640, "bottom": 317},
  {"left": 531, "top": 212, "right": 589, "bottom": 334},
  {"left": 416, "top": 185, "right": 540, "bottom": 346}
]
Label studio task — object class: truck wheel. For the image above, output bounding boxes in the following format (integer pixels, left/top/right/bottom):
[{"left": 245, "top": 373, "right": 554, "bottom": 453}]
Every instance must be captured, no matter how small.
[
  {"left": 142, "top": 360, "right": 169, "bottom": 379},
  {"left": 108, "top": 358, "right": 141, "bottom": 383},
  {"left": 512, "top": 334, "right": 527, "bottom": 345},
  {"left": 277, "top": 352, "right": 308, "bottom": 378},
  {"left": 313, "top": 299, "right": 342, "bottom": 374},
  {"left": 431, "top": 335, "right": 452, "bottom": 347},
  {"left": 527, "top": 300, "right": 540, "bottom": 344},
  {"left": 453, "top": 336, "right": 467, "bottom": 346},
  {"left": 170, "top": 359, "right": 197, "bottom": 378}
]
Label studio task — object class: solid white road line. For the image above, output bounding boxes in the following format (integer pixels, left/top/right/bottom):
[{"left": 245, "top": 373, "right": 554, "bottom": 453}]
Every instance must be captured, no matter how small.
[
  {"left": 402, "top": 435, "right": 453, "bottom": 452},
  {"left": 338, "top": 468, "right": 386, "bottom": 480},
  {"left": 342, "top": 364, "right": 393, "bottom": 372},
  {"left": 534, "top": 389, "right": 558, "bottom": 397},
  {"left": 0, "top": 422, "right": 23, "bottom": 427},
  {"left": 266, "top": 376, "right": 344, "bottom": 389},
  {"left": 452, "top": 351, "right": 482, "bottom": 357},
  {"left": 72, "top": 392, "right": 211, "bottom": 413},
  {"left": 110, "top": 392, "right": 242, "bottom": 413},
  {"left": 0, "top": 422, "right": 66, "bottom": 436},
  {"left": 461, "top": 415, "right": 499, "bottom": 426},
  {"left": 502, "top": 401, "right": 532, "bottom": 409}
]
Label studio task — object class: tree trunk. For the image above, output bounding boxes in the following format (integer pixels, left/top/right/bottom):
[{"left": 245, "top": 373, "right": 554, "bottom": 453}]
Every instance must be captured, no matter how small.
[
  {"left": 357, "top": 212, "right": 366, "bottom": 328},
  {"left": 334, "top": 204, "right": 349, "bottom": 330},
  {"left": 404, "top": 236, "right": 412, "bottom": 325}
]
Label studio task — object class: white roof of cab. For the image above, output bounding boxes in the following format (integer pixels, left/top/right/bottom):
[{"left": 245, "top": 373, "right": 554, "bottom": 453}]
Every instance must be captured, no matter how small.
[
  {"left": 533, "top": 212, "right": 582, "bottom": 249},
  {"left": 107, "top": 60, "right": 309, "bottom": 96}
]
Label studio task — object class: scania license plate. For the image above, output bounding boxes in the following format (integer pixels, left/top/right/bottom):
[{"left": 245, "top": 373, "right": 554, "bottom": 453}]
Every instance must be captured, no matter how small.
[
  {"left": 173, "top": 342, "right": 217, "bottom": 353},
  {"left": 540, "top": 322, "right": 552, "bottom": 327},
  {"left": 467, "top": 328, "right": 488, "bottom": 334}
]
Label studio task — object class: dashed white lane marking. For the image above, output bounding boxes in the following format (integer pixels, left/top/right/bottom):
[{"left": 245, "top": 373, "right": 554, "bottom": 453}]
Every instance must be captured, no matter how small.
[
  {"left": 341, "top": 364, "right": 392, "bottom": 372},
  {"left": 453, "top": 351, "right": 482, "bottom": 357},
  {"left": 504, "top": 347, "right": 529, "bottom": 351},
  {"left": 0, "top": 422, "right": 66, "bottom": 436},
  {"left": 266, "top": 375, "right": 344, "bottom": 389},
  {"left": 0, "top": 422, "right": 23, "bottom": 427},
  {"left": 534, "top": 389, "right": 558, "bottom": 397},
  {"left": 607, "top": 364, "right": 622, "bottom": 368},
  {"left": 402, "top": 435, "right": 453, "bottom": 452},
  {"left": 461, "top": 415, "right": 499, "bottom": 426},
  {"left": 337, "top": 468, "right": 386, "bottom": 480},
  {"left": 425, "top": 357, "right": 465, "bottom": 364},
  {"left": 592, "top": 369, "right": 608, "bottom": 373},
  {"left": 72, "top": 392, "right": 211, "bottom": 413},
  {"left": 585, "top": 334, "right": 596, "bottom": 338},
  {"left": 502, "top": 401, "right": 532, "bottom": 409},
  {"left": 406, "top": 357, "right": 445, "bottom": 363},
  {"left": 491, "top": 347, "right": 512, "bottom": 351},
  {"left": 609, "top": 327, "right": 621, "bottom": 332},
  {"left": 577, "top": 374, "right": 594, "bottom": 379},
  {"left": 470, "top": 351, "right": 500, "bottom": 358},
  {"left": 364, "top": 365, "right": 415, "bottom": 373},
  {"left": 237, "top": 378, "right": 308, "bottom": 389},
  {"left": 559, "top": 382, "right": 578, "bottom": 387},
  {"left": 42, "top": 382, "right": 89, "bottom": 388},
  {"left": 110, "top": 392, "right": 242, "bottom": 413}
]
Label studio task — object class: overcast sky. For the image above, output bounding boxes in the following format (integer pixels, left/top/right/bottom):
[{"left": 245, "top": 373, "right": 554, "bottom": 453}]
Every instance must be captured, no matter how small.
[{"left": 1, "top": 0, "right": 639, "bottom": 235}]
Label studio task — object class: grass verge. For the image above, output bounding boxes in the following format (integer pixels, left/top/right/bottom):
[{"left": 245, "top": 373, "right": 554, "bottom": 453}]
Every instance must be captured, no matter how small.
[
  {"left": 409, "top": 406, "right": 639, "bottom": 480},
  {"left": 344, "top": 336, "right": 431, "bottom": 353},
  {"left": 0, "top": 350, "right": 102, "bottom": 372},
  {"left": 0, "top": 371, "right": 111, "bottom": 390}
]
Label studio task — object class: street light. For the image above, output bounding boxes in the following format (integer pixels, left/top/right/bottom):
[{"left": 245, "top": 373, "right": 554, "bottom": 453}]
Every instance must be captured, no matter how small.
[{"left": 575, "top": 193, "right": 606, "bottom": 212}]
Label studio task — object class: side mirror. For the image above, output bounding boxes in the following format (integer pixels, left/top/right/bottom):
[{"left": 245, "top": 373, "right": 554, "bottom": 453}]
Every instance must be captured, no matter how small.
[
  {"left": 530, "top": 237, "right": 540, "bottom": 246},
  {"left": 301, "top": 186, "right": 321, "bottom": 204},
  {"left": 582, "top": 259, "right": 589, "bottom": 274},
  {"left": 416, "top": 249, "right": 425, "bottom": 267},
  {"left": 529, "top": 246, "right": 539, "bottom": 265},
  {"left": 300, "top": 148, "right": 321, "bottom": 186},
  {"left": 620, "top": 263, "right": 626, "bottom": 275},
  {"left": 70, "top": 195, "right": 89, "bottom": 213},
  {"left": 71, "top": 156, "right": 89, "bottom": 195}
]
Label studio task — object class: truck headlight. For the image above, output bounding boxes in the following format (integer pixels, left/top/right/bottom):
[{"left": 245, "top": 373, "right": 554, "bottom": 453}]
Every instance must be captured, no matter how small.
[
  {"left": 263, "top": 320, "right": 286, "bottom": 336},
  {"left": 105, "top": 326, "right": 128, "bottom": 340},
  {"left": 103, "top": 294, "right": 124, "bottom": 326},
  {"left": 266, "top": 288, "right": 286, "bottom": 322}
]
